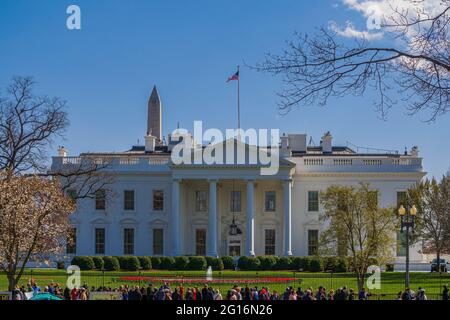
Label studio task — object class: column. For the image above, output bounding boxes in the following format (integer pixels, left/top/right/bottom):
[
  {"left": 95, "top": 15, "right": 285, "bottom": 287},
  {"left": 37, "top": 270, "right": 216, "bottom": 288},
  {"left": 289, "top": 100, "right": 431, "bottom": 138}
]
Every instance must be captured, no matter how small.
[
  {"left": 283, "top": 179, "right": 293, "bottom": 256},
  {"left": 246, "top": 180, "right": 255, "bottom": 256},
  {"left": 171, "top": 178, "right": 182, "bottom": 256},
  {"left": 207, "top": 179, "right": 218, "bottom": 257}
]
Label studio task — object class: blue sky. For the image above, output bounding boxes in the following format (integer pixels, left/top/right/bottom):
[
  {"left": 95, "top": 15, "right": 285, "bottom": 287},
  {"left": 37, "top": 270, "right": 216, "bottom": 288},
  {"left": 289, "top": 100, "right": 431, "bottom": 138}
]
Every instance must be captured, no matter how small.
[{"left": 0, "top": 0, "right": 449, "bottom": 177}]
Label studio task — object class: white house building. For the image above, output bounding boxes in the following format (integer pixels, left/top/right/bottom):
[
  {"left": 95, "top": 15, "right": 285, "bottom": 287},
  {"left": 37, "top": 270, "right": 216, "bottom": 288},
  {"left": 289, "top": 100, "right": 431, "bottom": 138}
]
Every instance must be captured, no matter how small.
[{"left": 51, "top": 87, "right": 426, "bottom": 263}]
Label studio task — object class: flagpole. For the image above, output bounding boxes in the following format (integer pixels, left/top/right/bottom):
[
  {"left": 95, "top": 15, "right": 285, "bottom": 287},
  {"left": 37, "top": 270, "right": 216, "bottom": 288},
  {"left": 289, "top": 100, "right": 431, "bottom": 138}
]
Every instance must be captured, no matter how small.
[{"left": 237, "top": 65, "right": 240, "bottom": 130}]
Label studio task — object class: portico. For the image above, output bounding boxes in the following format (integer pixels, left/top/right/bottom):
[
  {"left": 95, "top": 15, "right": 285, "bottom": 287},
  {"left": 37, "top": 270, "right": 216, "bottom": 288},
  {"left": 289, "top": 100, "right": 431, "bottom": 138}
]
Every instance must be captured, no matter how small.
[{"left": 169, "top": 158, "right": 295, "bottom": 257}]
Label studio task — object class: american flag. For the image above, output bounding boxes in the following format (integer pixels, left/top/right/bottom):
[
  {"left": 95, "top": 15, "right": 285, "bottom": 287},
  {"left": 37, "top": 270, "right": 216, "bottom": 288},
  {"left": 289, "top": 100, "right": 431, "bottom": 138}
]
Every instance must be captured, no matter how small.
[{"left": 227, "top": 70, "right": 239, "bottom": 82}]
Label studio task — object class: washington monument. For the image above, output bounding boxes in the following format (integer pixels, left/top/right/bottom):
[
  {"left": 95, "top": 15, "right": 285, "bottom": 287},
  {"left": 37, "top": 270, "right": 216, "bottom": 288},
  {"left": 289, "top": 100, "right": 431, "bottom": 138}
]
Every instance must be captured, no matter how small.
[{"left": 147, "top": 85, "right": 162, "bottom": 143}]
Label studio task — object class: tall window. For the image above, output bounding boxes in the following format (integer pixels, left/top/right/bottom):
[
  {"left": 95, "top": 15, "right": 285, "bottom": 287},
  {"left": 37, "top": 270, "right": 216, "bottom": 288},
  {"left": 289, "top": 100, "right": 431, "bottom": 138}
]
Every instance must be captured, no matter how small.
[
  {"left": 308, "top": 230, "right": 319, "bottom": 256},
  {"left": 265, "top": 229, "right": 276, "bottom": 255},
  {"left": 195, "top": 229, "right": 207, "bottom": 256},
  {"left": 66, "top": 228, "right": 77, "bottom": 254},
  {"left": 229, "top": 242, "right": 241, "bottom": 256},
  {"left": 397, "top": 191, "right": 407, "bottom": 208},
  {"left": 124, "top": 190, "right": 135, "bottom": 211},
  {"left": 230, "top": 191, "right": 241, "bottom": 212},
  {"left": 95, "top": 228, "right": 105, "bottom": 254},
  {"left": 153, "top": 190, "right": 164, "bottom": 211},
  {"left": 265, "top": 191, "right": 276, "bottom": 212},
  {"left": 195, "top": 191, "right": 208, "bottom": 212},
  {"left": 123, "top": 228, "right": 135, "bottom": 255},
  {"left": 153, "top": 229, "right": 164, "bottom": 255},
  {"left": 95, "top": 189, "right": 106, "bottom": 210},
  {"left": 308, "top": 191, "right": 319, "bottom": 212}
]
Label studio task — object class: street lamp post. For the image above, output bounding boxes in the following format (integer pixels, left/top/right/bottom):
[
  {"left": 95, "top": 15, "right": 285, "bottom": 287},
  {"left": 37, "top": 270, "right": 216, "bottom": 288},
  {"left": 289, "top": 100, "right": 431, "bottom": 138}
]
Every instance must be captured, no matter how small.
[{"left": 398, "top": 204, "right": 417, "bottom": 288}]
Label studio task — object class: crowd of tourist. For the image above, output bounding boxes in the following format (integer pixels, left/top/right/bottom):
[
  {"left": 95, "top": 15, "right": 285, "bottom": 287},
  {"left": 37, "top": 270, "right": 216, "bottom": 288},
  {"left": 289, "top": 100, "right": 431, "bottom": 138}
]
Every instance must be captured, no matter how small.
[{"left": 11, "top": 280, "right": 450, "bottom": 301}]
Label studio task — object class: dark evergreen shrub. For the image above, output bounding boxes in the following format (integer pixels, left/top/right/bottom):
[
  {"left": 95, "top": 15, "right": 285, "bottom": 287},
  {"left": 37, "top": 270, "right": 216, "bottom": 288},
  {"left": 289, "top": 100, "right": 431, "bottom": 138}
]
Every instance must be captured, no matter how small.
[
  {"left": 323, "top": 257, "right": 338, "bottom": 272},
  {"left": 205, "top": 257, "right": 224, "bottom": 271},
  {"left": 308, "top": 257, "right": 324, "bottom": 272},
  {"left": 159, "top": 257, "right": 175, "bottom": 270},
  {"left": 138, "top": 257, "right": 152, "bottom": 270},
  {"left": 221, "top": 256, "right": 236, "bottom": 270},
  {"left": 115, "top": 256, "right": 126, "bottom": 269},
  {"left": 238, "top": 256, "right": 261, "bottom": 270},
  {"left": 103, "top": 256, "right": 120, "bottom": 271},
  {"left": 188, "top": 256, "right": 207, "bottom": 270},
  {"left": 150, "top": 257, "right": 161, "bottom": 269},
  {"left": 276, "top": 256, "right": 293, "bottom": 270},
  {"left": 118, "top": 256, "right": 140, "bottom": 271},
  {"left": 291, "top": 257, "right": 310, "bottom": 271},
  {"left": 92, "top": 256, "right": 105, "bottom": 270},
  {"left": 258, "top": 256, "right": 277, "bottom": 270},
  {"left": 71, "top": 256, "right": 95, "bottom": 271},
  {"left": 174, "top": 256, "right": 189, "bottom": 270}
]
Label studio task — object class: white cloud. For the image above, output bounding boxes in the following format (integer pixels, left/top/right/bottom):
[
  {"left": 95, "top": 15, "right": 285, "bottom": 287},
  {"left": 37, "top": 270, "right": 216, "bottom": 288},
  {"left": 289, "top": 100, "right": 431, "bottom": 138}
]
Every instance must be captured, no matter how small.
[
  {"left": 329, "top": 21, "right": 383, "bottom": 40},
  {"left": 333, "top": 0, "right": 448, "bottom": 41}
]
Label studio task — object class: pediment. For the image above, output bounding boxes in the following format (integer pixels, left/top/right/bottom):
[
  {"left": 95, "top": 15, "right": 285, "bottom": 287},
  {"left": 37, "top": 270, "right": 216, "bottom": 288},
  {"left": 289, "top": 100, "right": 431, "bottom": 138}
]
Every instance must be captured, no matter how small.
[
  {"left": 170, "top": 138, "right": 295, "bottom": 168},
  {"left": 119, "top": 218, "right": 139, "bottom": 225},
  {"left": 148, "top": 218, "right": 168, "bottom": 225},
  {"left": 89, "top": 218, "right": 110, "bottom": 224},
  {"left": 304, "top": 219, "right": 320, "bottom": 227}
]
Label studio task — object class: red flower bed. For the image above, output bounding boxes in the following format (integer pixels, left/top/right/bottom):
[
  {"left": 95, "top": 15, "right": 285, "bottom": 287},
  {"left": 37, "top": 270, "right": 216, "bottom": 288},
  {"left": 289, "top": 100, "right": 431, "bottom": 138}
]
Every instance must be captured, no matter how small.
[{"left": 118, "top": 276, "right": 295, "bottom": 284}]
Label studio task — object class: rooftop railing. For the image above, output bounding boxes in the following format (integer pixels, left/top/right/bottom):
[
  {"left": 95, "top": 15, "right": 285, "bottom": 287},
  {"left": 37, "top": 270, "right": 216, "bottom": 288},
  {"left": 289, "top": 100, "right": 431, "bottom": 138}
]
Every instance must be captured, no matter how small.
[
  {"left": 53, "top": 156, "right": 171, "bottom": 170},
  {"left": 301, "top": 156, "right": 422, "bottom": 172},
  {"left": 53, "top": 154, "right": 423, "bottom": 173}
]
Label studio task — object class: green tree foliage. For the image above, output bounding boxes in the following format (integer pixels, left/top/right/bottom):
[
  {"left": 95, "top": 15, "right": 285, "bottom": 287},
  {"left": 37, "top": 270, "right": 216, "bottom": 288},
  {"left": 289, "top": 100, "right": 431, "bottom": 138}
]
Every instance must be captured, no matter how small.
[
  {"left": 320, "top": 183, "right": 397, "bottom": 290},
  {"left": 408, "top": 175, "right": 450, "bottom": 271}
]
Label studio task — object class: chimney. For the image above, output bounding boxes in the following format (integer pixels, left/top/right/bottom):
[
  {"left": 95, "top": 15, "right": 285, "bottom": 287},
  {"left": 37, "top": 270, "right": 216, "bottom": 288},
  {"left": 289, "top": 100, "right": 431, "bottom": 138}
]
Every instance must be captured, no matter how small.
[
  {"left": 57, "top": 146, "right": 67, "bottom": 157},
  {"left": 280, "top": 134, "right": 290, "bottom": 157},
  {"left": 144, "top": 135, "right": 156, "bottom": 152},
  {"left": 281, "top": 134, "right": 289, "bottom": 149},
  {"left": 321, "top": 131, "right": 332, "bottom": 153},
  {"left": 410, "top": 146, "right": 419, "bottom": 157},
  {"left": 288, "top": 134, "right": 307, "bottom": 153}
]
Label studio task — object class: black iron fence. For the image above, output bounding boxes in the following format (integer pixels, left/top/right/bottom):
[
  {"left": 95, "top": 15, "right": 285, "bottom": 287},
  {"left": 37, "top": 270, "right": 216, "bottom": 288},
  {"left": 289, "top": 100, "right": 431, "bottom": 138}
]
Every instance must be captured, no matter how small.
[{"left": 1, "top": 270, "right": 448, "bottom": 300}]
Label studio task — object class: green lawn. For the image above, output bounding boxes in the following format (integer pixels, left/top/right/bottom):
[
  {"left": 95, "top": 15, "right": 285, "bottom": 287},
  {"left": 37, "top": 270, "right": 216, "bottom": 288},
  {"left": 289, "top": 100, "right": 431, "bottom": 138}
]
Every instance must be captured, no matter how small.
[{"left": 1, "top": 269, "right": 448, "bottom": 300}]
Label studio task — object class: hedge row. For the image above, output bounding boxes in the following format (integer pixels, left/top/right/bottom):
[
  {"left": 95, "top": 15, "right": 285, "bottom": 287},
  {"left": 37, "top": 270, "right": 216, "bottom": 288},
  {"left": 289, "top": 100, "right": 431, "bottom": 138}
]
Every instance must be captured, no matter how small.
[
  {"left": 70, "top": 256, "right": 225, "bottom": 271},
  {"left": 238, "top": 256, "right": 377, "bottom": 272},
  {"left": 71, "top": 255, "right": 376, "bottom": 272},
  {"left": 149, "top": 256, "right": 225, "bottom": 271},
  {"left": 71, "top": 256, "right": 140, "bottom": 271}
]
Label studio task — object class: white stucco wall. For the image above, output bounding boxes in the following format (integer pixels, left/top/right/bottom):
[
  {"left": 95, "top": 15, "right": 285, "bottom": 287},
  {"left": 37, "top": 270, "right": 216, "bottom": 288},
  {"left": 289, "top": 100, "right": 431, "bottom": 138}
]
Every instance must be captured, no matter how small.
[{"left": 58, "top": 150, "right": 425, "bottom": 263}]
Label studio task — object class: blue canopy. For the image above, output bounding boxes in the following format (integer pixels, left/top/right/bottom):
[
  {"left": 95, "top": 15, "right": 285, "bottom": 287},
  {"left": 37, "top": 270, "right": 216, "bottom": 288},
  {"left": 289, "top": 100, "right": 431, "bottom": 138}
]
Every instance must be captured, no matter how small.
[{"left": 29, "top": 293, "right": 63, "bottom": 301}]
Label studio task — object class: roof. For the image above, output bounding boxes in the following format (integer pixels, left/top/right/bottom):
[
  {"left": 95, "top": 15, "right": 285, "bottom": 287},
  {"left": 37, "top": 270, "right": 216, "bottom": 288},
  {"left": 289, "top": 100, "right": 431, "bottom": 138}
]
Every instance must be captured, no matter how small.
[
  {"left": 290, "top": 146, "right": 403, "bottom": 157},
  {"left": 170, "top": 138, "right": 296, "bottom": 168},
  {"left": 78, "top": 143, "right": 405, "bottom": 158},
  {"left": 80, "top": 145, "right": 170, "bottom": 156}
]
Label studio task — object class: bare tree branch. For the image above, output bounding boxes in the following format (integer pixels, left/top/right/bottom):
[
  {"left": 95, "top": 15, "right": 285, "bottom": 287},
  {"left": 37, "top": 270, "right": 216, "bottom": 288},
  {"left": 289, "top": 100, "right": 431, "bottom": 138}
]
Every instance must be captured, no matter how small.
[
  {"left": 0, "top": 76, "right": 113, "bottom": 198},
  {"left": 253, "top": 1, "right": 450, "bottom": 121}
]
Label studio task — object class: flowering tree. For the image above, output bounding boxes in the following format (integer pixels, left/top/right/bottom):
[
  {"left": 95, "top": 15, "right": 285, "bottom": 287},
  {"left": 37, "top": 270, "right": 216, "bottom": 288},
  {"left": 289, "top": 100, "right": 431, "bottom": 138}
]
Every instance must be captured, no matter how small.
[
  {"left": 0, "top": 174, "right": 75, "bottom": 291},
  {"left": 0, "top": 76, "right": 112, "bottom": 291}
]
